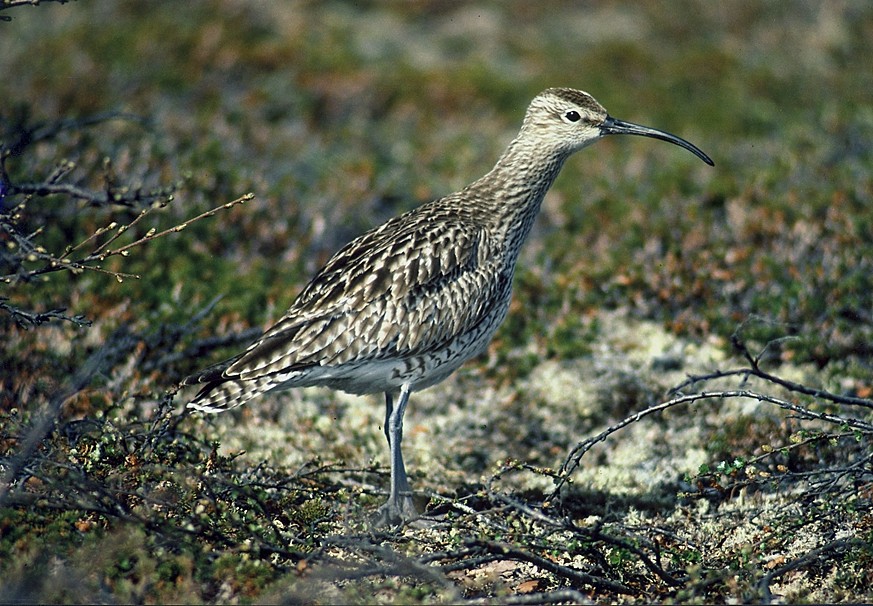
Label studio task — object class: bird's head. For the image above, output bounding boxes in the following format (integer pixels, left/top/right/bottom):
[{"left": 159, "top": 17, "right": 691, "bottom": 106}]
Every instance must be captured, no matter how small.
[{"left": 522, "top": 87, "right": 714, "bottom": 166}]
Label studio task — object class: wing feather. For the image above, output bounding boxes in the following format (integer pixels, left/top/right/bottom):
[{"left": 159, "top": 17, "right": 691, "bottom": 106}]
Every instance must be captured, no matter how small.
[{"left": 224, "top": 204, "right": 503, "bottom": 380}]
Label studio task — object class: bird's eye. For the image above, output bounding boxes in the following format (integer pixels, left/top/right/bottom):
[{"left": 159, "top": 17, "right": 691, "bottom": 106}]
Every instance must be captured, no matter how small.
[{"left": 564, "top": 110, "right": 581, "bottom": 122}]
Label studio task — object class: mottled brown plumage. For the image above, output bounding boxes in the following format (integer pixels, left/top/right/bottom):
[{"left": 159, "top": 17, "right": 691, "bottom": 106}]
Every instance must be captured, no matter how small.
[{"left": 184, "top": 87, "right": 713, "bottom": 523}]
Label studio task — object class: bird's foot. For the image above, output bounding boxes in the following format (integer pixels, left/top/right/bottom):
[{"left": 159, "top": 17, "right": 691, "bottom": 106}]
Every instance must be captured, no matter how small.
[{"left": 373, "top": 495, "right": 418, "bottom": 527}]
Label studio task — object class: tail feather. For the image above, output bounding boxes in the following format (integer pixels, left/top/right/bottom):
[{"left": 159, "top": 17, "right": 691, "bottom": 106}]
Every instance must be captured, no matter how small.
[
  {"left": 187, "top": 375, "right": 275, "bottom": 413},
  {"left": 181, "top": 354, "right": 242, "bottom": 387},
  {"left": 184, "top": 358, "right": 322, "bottom": 413}
]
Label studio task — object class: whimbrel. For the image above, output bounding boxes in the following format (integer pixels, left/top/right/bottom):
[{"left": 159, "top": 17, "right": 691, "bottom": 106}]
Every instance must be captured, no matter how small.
[{"left": 184, "top": 88, "right": 713, "bottom": 524}]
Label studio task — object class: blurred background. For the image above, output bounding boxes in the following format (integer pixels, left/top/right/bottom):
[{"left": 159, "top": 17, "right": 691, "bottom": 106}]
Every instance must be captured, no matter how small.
[
  {"left": 2, "top": 0, "right": 870, "bottom": 340},
  {"left": 2, "top": 1, "right": 871, "bottom": 373}
]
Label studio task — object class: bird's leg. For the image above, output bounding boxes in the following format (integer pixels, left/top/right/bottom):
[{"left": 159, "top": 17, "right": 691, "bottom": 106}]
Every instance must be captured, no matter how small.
[
  {"left": 377, "top": 385, "right": 416, "bottom": 524},
  {"left": 383, "top": 392, "right": 393, "bottom": 445},
  {"left": 389, "top": 386, "right": 412, "bottom": 506}
]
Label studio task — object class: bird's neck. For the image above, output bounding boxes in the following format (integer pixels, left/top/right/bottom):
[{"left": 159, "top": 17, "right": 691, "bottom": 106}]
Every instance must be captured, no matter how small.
[{"left": 471, "top": 135, "right": 569, "bottom": 257}]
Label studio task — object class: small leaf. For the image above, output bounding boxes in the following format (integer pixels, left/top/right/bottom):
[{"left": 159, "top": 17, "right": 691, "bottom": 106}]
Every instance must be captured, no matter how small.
[{"left": 517, "top": 579, "right": 541, "bottom": 594}]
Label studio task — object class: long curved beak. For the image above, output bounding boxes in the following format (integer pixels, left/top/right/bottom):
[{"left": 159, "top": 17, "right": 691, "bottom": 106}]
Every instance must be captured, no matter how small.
[{"left": 601, "top": 116, "right": 714, "bottom": 166}]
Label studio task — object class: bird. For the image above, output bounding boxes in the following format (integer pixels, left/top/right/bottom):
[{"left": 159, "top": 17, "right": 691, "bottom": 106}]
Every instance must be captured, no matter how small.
[{"left": 183, "top": 87, "right": 714, "bottom": 524}]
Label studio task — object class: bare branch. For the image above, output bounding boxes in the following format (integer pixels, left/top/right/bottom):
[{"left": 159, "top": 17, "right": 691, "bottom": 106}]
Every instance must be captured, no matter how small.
[
  {"left": 102, "top": 193, "right": 254, "bottom": 258},
  {"left": 0, "top": 296, "right": 91, "bottom": 328},
  {"left": 673, "top": 365, "right": 873, "bottom": 410},
  {"left": 554, "top": 389, "right": 873, "bottom": 497},
  {"left": 1, "top": 193, "right": 254, "bottom": 313},
  {"left": 756, "top": 539, "right": 870, "bottom": 604},
  {"left": 0, "top": 0, "right": 77, "bottom": 23},
  {"left": 1, "top": 109, "right": 147, "bottom": 158},
  {"left": 8, "top": 180, "right": 174, "bottom": 208}
]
